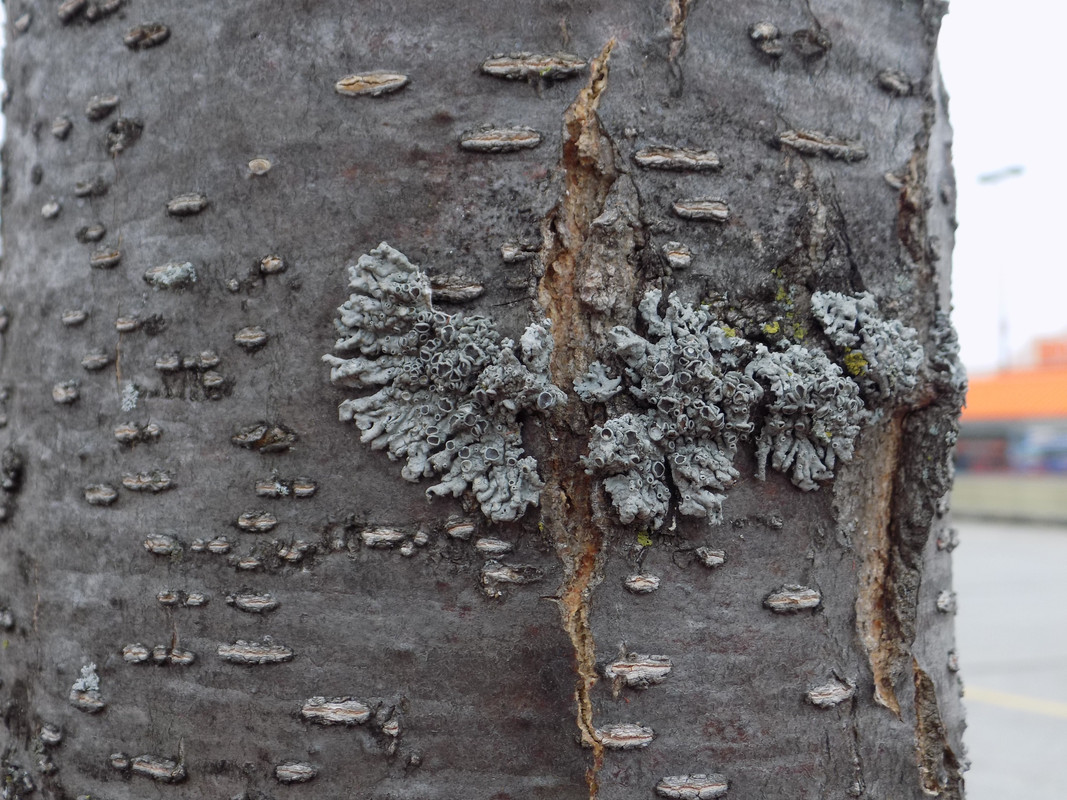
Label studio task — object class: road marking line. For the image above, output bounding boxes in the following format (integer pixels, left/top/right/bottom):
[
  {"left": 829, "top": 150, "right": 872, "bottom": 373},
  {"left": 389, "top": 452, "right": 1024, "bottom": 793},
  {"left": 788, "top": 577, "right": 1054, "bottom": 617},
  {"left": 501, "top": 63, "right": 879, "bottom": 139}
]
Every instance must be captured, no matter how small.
[{"left": 964, "top": 686, "right": 1067, "bottom": 719}]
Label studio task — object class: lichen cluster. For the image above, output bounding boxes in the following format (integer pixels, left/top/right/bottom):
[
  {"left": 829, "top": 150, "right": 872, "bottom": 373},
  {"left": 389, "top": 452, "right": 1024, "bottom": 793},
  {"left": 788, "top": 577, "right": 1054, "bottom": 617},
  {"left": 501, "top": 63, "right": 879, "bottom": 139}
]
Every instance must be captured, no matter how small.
[
  {"left": 579, "top": 290, "right": 764, "bottom": 528},
  {"left": 578, "top": 290, "right": 876, "bottom": 524},
  {"left": 745, "top": 344, "right": 863, "bottom": 491},
  {"left": 326, "top": 248, "right": 927, "bottom": 528},
  {"left": 324, "top": 243, "right": 565, "bottom": 522},
  {"left": 811, "top": 291, "right": 924, "bottom": 403}
]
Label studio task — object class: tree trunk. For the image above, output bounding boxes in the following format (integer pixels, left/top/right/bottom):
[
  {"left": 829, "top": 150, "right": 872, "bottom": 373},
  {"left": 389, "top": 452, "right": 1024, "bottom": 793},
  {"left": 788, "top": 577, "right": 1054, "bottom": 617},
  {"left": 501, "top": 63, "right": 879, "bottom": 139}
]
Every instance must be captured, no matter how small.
[{"left": 0, "top": 2, "right": 966, "bottom": 799}]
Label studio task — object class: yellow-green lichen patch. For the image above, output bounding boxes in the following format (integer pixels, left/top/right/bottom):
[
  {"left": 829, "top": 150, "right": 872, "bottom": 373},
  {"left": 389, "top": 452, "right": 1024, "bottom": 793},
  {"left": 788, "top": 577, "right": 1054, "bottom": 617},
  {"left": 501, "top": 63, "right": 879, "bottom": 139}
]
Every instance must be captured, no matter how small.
[{"left": 844, "top": 349, "right": 869, "bottom": 377}]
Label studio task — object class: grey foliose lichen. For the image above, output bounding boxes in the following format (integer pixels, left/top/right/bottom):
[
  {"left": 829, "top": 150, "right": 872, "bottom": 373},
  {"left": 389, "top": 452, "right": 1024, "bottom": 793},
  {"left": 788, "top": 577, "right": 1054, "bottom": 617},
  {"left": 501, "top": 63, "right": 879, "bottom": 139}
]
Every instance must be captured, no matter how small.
[
  {"left": 745, "top": 344, "right": 863, "bottom": 491},
  {"left": 573, "top": 361, "right": 621, "bottom": 403},
  {"left": 324, "top": 243, "right": 565, "bottom": 522},
  {"left": 579, "top": 290, "right": 763, "bottom": 528},
  {"left": 811, "top": 291, "right": 924, "bottom": 404},
  {"left": 929, "top": 310, "right": 968, "bottom": 402}
]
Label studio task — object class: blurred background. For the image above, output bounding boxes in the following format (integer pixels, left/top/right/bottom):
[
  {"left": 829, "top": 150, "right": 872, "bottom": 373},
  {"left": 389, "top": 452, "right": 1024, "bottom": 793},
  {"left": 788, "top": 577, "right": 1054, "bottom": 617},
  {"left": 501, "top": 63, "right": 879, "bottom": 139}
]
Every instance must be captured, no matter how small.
[
  {"left": 0, "top": 1, "right": 1063, "bottom": 796},
  {"left": 941, "top": 1, "right": 1067, "bottom": 797}
]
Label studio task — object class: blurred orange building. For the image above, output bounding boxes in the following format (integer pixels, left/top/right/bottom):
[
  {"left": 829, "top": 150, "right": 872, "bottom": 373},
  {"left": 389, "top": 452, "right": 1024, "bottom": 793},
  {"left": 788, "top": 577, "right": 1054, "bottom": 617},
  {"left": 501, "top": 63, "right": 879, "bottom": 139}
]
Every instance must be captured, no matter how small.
[{"left": 956, "top": 334, "right": 1067, "bottom": 471}]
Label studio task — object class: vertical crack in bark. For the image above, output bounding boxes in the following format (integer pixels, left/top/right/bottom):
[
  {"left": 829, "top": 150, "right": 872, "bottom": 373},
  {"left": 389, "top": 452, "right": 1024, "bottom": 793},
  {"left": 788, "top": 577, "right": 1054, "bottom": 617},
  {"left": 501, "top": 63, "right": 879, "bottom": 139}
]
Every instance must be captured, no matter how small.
[
  {"left": 668, "top": 0, "right": 692, "bottom": 63},
  {"left": 913, "top": 660, "right": 963, "bottom": 798},
  {"left": 847, "top": 0, "right": 963, "bottom": 733},
  {"left": 536, "top": 40, "right": 624, "bottom": 800},
  {"left": 852, "top": 398, "right": 961, "bottom": 720},
  {"left": 897, "top": 144, "right": 928, "bottom": 267},
  {"left": 851, "top": 414, "right": 904, "bottom": 715}
]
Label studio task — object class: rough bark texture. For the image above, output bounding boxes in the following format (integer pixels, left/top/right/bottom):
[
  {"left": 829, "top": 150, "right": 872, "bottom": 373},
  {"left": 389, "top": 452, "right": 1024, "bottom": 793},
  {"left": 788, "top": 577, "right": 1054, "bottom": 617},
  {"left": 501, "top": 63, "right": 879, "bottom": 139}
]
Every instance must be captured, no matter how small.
[{"left": 0, "top": 2, "right": 966, "bottom": 799}]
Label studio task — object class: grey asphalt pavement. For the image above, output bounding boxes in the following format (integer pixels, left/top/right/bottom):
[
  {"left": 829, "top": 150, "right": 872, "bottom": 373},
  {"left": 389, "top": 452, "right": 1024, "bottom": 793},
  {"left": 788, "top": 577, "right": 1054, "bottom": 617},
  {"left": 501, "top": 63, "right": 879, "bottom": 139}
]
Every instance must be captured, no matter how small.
[{"left": 954, "top": 520, "right": 1067, "bottom": 799}]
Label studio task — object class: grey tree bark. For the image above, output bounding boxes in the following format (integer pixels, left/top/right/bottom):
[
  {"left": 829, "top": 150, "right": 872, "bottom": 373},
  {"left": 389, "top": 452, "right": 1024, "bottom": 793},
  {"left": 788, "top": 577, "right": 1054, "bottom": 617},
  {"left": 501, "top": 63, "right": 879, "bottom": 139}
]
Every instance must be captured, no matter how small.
[{"left": 0, "top": 1, "right": 967, "bottom": 799}]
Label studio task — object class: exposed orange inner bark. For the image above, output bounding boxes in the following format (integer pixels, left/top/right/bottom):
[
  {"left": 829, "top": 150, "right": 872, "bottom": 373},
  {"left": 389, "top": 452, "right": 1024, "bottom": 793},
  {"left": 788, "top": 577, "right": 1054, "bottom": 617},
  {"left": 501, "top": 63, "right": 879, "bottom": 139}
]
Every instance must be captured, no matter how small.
[
  {"left": 536, "top": 40, "right": 617, "bottom": 799},
  {"left": 854, "top": 413, "right": 904, "bottom": 716}
]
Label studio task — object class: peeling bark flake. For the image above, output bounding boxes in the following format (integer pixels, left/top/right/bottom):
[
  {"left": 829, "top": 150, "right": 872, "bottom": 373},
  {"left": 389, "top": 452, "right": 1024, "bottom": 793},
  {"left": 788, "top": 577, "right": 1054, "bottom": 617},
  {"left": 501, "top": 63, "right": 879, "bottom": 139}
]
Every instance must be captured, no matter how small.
[
  {"left": 51, "top": 116, "right": 73, "bottom": 139},
  {"left": 85, "top": 94, "right": 119, "bottom": 122},
  {"left": 113, "top": 421, "right": 160, "bottom": 446},
  {"left": 749, "top": 22, "right": 784, "bottom": 58},
  {"left": 83, "top": 484, "right": 118, "bottom": 506},
  {"left": 226, "top": 591, "right": 279, "bottom": 613},
  {"left": 259, "top": 254, "right": 286, "bottom": 274},
  {"left": 301, "top": 696, "right": 372, "bottom": 726},
  {"left": 594, "top": 722, "right": 655, "bottom": 749},
  {"left": 236, "top": 510, "right": 278, "bottom": 532},
  {"left": 85, "top": 0, "right": 124, "bottom": 23},
  {"left": 122, "top": 643, "right": 151, "bottom": 663},
  {"left": 292, "top": 478, "right": 317, "bottom": 497},
  {"left": 474, "top": 537, "right": 513, "bottom": 556},
  {"left": 275, "top": 761, "right": 318, "bottom": 783},
  {"left": 672, "top": 198, "right": 730, "bottom": 222},
  {"left": 235, "top": 326, "right": 270, "bottom": 350},
  {"left": 662, "top": 241, "right": 693, "bottom": 269},
  {"left": 248, "top": 157, "right": 272, "bottom": 175},
  {"left": 763, "top": 584, "right": 821, "bottom": 612},
  {"left": 603, "top": 652, "right": 672, "bottom": 691},
  {"left": 74, "top": 176, "right": 108, "bottom": 197},
  {"left": 695, "top": 547, "right": 725, "bottom": 568},
  {"left": 122, "top": 470, "right": 174, "bottom": 493},
  {"left": 445, "top": 518, "right": 476, "bottom": 540},
  {"left": 878, "top": 68, "right": 914, "bottom": 97},
  {"left": 121, "top": 644, "right": 196, "bottom": 666},
  {"left": 61, "top": 308, "right": 88, "bottom": 326},
  {"left": 430, "top": 275, "right": 485, "bottom": 302},
  {"left": 114, "top": 753, "right": 187, "bottom": 783},
  {"left": 52, "top": 381, "right": 79, "bottom": 405},
  {"left": 58, "top": 0, "right": 87, "bottom": 24},
  {"left": 217, "top": 640, "right": 294, "bottom": 665},
  {"left": 80, "top": 351, "right": 111, "bottom": 371},
  {"left": 143, "top": 533, "right": 181, "bottom": 555},
  {"left": 191, "top": 535, "right": 232, "bottom": 554},
  {"left": 361, "top": 528, "right": 406, "bottom": 548},
  {"left": 778, "top": 130, "right": 867, "bottom": 162},
  {"left": 144, "top": 261, "right": 197, "bottom": 289},
  {"left": 634, "top": 146, "right": 721, "bottom": 171},
  {"left": 105, "top": 117, "right": 144, "bottom": 155},
  {"left": 68, "top": 664, "right": 104, "bottom": 712},
  {"left": 166, "top": 193, "right": 208, "bottom": 216},
  {"left": 459, "top": 127, "right": 542, "bottom": 153},
  {"left": 480, "top": 560, "right": 544, "bottom": 598},
  {"left": 935, "top": 590, "right": 956, "bottom": 614},
  {"left": 123, "top": 24, "right": 171, "bottom": 50},
  {"left": 481, "top": 53, "right": 586, "bottom": 81},
  {"left": 231, "top": 422, "right": 297, "bottom": 452},
  {"left": 656, "top": 773, "right": 729, "bottom": 799},
  {"left": 39, "top": 726, "right": 62, "bottom": 747},
  {"left": 335, "top": 73, "right": 409, "bottom": 97},
  {"left": 623, "top": 573, "right": 661, "bottom": 594},
  {"left": 806, "top": 676, "right": 856, "bottom": 708}
]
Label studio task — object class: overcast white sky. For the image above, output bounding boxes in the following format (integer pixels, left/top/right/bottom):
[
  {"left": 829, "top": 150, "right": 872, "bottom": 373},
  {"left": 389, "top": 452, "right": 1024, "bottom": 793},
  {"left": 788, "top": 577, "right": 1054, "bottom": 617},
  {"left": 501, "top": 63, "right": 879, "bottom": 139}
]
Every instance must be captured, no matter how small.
[
  {"left": 939, "top": 1, "right": 1067, "bottom": 375},
  {"left": 0, "top": 6, "right": 1054, "bottom": 376}
]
